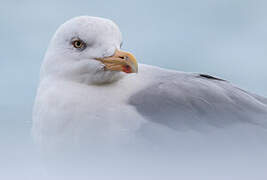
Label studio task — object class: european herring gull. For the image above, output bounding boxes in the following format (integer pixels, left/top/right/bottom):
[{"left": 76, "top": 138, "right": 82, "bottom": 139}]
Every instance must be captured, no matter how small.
[{"left": 32, "top": 16, "right": 267, "bottom": 152}]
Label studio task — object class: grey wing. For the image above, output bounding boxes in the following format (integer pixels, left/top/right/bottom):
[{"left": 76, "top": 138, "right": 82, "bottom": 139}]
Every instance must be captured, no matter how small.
[{"left": 128, "top": 73, "right": 267, "bottom": 130}]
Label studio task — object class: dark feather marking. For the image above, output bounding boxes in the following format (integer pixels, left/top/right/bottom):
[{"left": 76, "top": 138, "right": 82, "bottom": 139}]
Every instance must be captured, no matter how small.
[{"left": 198, "top": 74, "right": 226, "bottom": 81}]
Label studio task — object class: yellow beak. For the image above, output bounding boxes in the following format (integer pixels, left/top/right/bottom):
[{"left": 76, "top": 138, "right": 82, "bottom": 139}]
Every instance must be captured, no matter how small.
[{"left": 95, "top": 49, "right": 138, "bottom": 73}]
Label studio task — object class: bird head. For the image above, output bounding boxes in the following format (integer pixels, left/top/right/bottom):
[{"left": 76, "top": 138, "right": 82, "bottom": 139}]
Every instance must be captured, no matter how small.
[{"left": 41, "top": 16, "right": 138, "bottom": 84}]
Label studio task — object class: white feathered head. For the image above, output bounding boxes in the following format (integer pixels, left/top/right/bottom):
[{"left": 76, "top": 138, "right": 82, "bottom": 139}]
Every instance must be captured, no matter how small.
[{"left": 41, "top": 16, "right": 138, "bottom": 84}]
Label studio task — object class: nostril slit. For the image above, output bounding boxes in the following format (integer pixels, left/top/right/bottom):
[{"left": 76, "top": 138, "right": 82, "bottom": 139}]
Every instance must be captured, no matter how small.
[{"left": 119, "top": 56, "right": 128, "bottom": 60}]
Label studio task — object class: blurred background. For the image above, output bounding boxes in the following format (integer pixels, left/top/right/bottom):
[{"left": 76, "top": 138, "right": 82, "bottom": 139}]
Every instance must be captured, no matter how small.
[{"left": 0, "top": 0, "right": 267, "bottom": 179}]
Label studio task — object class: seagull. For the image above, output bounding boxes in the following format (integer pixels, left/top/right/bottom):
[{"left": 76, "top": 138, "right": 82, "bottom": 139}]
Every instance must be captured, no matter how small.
[{"left": 32, "top": 16, "right": 267, "bottom": 152}]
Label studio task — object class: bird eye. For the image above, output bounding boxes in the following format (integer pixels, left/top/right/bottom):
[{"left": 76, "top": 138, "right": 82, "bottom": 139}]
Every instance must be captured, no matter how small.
[{"left": 72, "top": 40, "right": 85, "bottom": 49}]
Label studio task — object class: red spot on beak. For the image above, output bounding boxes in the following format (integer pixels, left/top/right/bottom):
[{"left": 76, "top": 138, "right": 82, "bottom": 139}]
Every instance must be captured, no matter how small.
[{"left": 122, "top": 65, "right": 132, "bottom": 73}]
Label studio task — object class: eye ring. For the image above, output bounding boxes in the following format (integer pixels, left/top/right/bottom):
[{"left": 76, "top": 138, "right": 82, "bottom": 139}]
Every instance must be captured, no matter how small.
[{"left": 72, "top": 40, "right": 85, "bottom": 49}]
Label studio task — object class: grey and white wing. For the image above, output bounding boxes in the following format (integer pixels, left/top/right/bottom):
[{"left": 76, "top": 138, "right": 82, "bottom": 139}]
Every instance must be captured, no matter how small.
[{"left": 128, "top": 72, "right": 267, "bottom": 130}]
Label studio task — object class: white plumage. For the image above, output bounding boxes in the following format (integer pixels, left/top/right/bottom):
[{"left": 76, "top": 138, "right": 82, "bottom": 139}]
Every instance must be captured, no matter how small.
[{"left": 32, "top": 16, "right": 267, "bottom": 153}]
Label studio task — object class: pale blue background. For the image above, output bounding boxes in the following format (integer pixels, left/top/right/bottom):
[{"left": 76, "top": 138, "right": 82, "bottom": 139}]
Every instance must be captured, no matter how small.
[
  {"left": 0, "top": 0, "right": 267, "bottom": 178},
  {"left": 0, "top": 0, "right": 267, "bottom": 166}
]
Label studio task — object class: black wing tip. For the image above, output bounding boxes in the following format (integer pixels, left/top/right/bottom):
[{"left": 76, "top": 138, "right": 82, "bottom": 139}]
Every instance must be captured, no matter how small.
[{"left": 198, "top": 74, "right": 226, "bottom": 81}]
